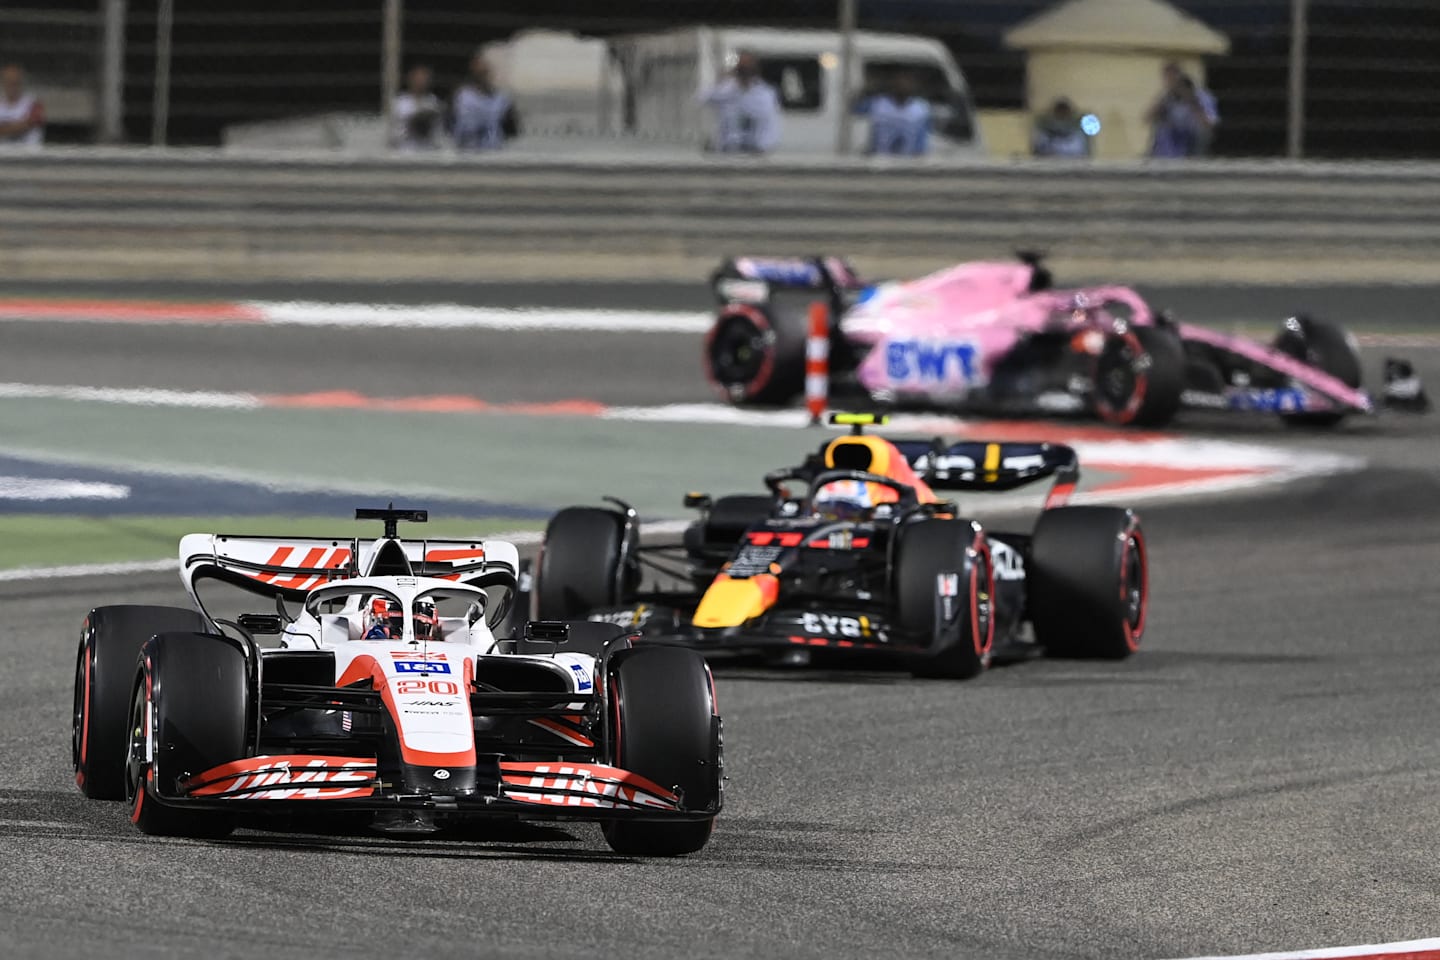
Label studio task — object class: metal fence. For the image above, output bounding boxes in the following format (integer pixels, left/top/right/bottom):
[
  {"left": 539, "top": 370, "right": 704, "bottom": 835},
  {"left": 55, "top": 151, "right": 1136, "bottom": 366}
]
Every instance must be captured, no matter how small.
[
  {"left": 4, "top": 1, "right": 1440, "bottom": 158},
  {"left": 3, "top": 149, "right": 1440, "bottom": 286}
]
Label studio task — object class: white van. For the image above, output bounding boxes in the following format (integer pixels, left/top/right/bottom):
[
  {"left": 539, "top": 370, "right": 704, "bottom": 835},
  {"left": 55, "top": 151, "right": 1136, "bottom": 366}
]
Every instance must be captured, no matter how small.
[{"left": 608, "top": 27, "right": 983, "bottom": 156}]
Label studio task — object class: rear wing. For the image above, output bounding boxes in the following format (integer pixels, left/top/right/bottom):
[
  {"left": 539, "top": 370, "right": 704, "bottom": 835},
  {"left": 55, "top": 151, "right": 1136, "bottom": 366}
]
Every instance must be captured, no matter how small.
[
  {"left": 893, "top": 440, "right": 1079, "bottom": 508},
  {"left": 711, "top": 255, "right": 863, "bottom": 307},
  {"left": 179, "top": 533, "right": 520, "bottom": 604}
]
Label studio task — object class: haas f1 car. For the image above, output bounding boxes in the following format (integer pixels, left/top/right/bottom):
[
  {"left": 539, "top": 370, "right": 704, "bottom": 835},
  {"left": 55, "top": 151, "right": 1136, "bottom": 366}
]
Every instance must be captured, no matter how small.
[
  {"left": 705, "top": 254, "right": 1428, "bottom": 427},
  {"left": 72, "top": 508, "right": 722, "bottom": 856},
  {"left": 535, "top": 414, "right": 1147, "bottom": 679}
]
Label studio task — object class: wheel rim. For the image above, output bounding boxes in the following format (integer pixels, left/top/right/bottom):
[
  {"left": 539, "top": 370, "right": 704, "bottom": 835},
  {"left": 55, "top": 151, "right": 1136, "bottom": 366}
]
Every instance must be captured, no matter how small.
[
  {"left": 709, "top": 318, "right": 771, "bottom": 393},
  {"left": 124, "top": 682, "right": 148, "bottom": 806},
  {"left": 71, "top": 641, "right": 87, "bottom": 773},
  {"left": 1098, "top": 342, "right": 1137, "bottom": 408},
  {"left": 1120, "top": 532, "right": 1148, "bottom": 645}
]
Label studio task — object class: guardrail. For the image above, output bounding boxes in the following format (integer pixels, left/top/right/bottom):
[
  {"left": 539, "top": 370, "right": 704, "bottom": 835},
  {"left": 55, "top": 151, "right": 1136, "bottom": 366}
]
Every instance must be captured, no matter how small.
[{"left": 3, "top": 148, "right": 1440, "bottom": 284}]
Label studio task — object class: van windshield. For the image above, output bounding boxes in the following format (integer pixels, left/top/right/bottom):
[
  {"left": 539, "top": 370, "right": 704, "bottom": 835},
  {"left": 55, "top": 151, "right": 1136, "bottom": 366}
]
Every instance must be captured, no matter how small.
[
  {"left": 757, "top": 56, "right": 824, "bottom": 112},
  {"left": 862, "top": 59, "right": 976, "bottom": 143}
]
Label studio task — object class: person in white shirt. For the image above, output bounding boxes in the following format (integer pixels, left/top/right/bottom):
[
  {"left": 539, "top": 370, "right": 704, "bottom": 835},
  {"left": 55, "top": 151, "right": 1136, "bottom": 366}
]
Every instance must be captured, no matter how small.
[
  {"left": 0, "top": 63, "right": 45, "bottom": 150},
  {"left": 391, "top": 65, "right": 443, "bottom": 151},
  {"left": 452, "top": 54, "right": 518, "bottom": 151},
  {"left": 855, "top": 72, "right": 931, "bottom": 156},
  {"left": 699, "top": 52, "right": 782, "bottom": 154}
]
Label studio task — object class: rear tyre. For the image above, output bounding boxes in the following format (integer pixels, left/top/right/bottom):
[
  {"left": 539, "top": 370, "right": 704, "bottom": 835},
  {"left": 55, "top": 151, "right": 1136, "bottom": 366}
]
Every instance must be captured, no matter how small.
[
  {"left": 73, "top": 605, "right": 208, "bottom": 800},
  {"left": 1093, "top": 325, "right": 1186, "bottom": 427},
  {"left": 126, "top": 632, "right": 248, "bottom": 838},
  {"left": 705, "top": 304, "right": 809, "bottom": 406},
  {"left": 602, "top": 646, "right": 721, "bottom": 857},
  {"left": 1029, "top": 507, "right": 1147, "bottom": 659},
  {"left": 1273, "top": 315, "right": 1362, "bottom": 427},
  {"left": 536, "top": 507, "right": 629, "bottom": 620},
  {"left": 895, "top": 520, "right": 994, "bottom": 680}
]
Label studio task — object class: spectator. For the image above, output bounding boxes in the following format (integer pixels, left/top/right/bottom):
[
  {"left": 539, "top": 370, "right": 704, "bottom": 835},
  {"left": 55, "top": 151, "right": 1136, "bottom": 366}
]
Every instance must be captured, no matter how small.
[
  {"left": 0, "top": 63, "right": 45, "bottom": 150},
  {"left": 452, "top": 53, "right": 519, "bottom": 151},
  {"left": 698, "top": 52, "right": 782, "bottom": 154},
  {"left": 855, "top": 72, "right": 931, "bottom": 157},
  {"left": 391, "top": 65, "right": 443, "bottom": 151},
  {"left": 1032, "top": 98, "right": 1091, "bottom": 158},
  {"left": 1146, "top": 62, "right": 1218, "bottom": 158}
]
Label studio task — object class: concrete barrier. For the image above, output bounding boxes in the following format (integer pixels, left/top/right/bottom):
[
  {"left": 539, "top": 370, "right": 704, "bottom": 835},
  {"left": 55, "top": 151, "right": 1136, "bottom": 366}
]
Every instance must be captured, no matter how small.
[{"left": 3, "top": 148, "right": 1440, "bottom": 284}]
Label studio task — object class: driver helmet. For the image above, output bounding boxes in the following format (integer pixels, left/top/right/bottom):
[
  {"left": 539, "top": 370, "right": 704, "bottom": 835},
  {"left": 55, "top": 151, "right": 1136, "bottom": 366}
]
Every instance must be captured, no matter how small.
[
  {"left": 363, "top": 597, "right": 396, "bottom": 639},
  {"left": 813, "top": 478, "right": 874, "bottom": 522},
  {"left": 413, "top": 598, "right": 440, "bottom": 642}
]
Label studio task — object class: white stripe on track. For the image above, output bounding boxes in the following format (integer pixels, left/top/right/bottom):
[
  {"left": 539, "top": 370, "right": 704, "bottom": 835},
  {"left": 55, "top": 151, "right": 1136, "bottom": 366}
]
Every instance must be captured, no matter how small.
[
  {"left": 1168, "top": 937, "right": 1440, "bottom": 960},
  {"left": 246, "top": 302, "right": 711, "bottom": 333},
  {"left": 0, "top": 382, "right": 259, "bottom": 409},
  {"left": 0, "top": 477, "right": 129, "bottom": 501}
]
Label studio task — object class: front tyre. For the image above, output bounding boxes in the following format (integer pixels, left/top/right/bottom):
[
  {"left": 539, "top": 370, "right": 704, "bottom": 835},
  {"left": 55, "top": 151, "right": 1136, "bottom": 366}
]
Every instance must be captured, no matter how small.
[
  {"left": 602, "top": 646, "right": 721, "bottom": 857},
  {"left": 535, "top": 507, "right": 630, "bottom": 621},
  {"left": 1273, "top": 315, "right": 1363, "bottom": 427},
  {"left": 1028, "top": 507, "right": 1147, "bottom": 659},
  {"left": 126, "top": 632, "right": 249, "bottom": 838},
  {"left": 895, "top": 519, "right": 995, "bottom": 680}
]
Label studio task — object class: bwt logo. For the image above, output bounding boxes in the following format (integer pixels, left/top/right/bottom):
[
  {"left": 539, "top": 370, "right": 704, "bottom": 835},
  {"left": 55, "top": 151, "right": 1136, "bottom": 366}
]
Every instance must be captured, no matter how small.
[{"left": 885, "top": 340, "right": 980, "bottom": 385}]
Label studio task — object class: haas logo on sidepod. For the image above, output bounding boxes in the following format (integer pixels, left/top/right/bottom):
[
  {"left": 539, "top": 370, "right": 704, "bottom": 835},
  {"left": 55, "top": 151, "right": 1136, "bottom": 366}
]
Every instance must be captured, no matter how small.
[{"left": 885, "top": 340, "right": 980, "bottom": 386}]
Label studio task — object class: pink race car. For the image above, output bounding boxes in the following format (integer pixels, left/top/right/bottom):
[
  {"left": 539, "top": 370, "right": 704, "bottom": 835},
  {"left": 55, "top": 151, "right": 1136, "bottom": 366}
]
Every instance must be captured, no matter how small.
[{"left": 705, "top": 254, "right": 1427, "bottom": 427}]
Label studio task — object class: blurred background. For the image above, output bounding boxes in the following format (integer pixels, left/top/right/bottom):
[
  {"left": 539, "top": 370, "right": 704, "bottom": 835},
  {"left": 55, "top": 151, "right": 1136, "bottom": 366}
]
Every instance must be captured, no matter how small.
[{"left": 1, "top": 0, "right": 1438, "bottom": 573}]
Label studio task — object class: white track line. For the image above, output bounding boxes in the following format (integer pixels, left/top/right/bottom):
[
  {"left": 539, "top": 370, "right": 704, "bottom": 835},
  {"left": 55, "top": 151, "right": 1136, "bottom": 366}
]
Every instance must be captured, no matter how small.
[
  {"left": 246, "top": 302, "right": 711, "bottom": 333},
  {"left": 0, "top": 477, "right": 129, "bottom": 501},
  {"left": 1169, "top": 937, "right": 1440, "bottom": 960}
]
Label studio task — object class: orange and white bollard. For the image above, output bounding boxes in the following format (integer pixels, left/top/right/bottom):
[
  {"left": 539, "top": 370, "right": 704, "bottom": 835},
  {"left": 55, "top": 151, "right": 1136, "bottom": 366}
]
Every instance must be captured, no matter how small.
[{"left": 805, "top": 301, "right": 829, "bottom": 425}]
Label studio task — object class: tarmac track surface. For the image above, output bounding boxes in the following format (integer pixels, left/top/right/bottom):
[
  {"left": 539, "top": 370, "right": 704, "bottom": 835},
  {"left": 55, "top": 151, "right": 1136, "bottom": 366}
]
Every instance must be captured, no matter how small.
[
  {"left": 1, "top": 282, "right": 1439, "bottom": 959},
  {"left": 1, "top": 468, "right": 1439, "bottom": 960}
]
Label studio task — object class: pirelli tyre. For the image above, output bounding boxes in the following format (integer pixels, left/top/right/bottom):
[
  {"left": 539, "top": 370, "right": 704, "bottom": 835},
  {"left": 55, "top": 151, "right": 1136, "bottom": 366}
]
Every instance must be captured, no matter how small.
[
  {"left": 1273, "top": 314, "right": 1363, "bottom": 427},
  {"left": 73, "top": 604, "right": 209, "bottom": 800},
  {"left": 1092, "top": 325, "right": 1186, "bottom": 427},
  {"left": 126, "top": 632, "right": 249, "bottom": 838},
  {"left": 1028, "top": 507, "right": 1147, "bottom": 660},
  {"left": 706, "top": 303, "right": 809, "bottom": 406},
  {"left": 602, "top": 646, "right": 722, "bottom": 857},
  {"left": 536, "top": 507, "right": 632, "bottom": 621},
  {"left": 895, "top": 519, "right": 995, "bottom": 680}
]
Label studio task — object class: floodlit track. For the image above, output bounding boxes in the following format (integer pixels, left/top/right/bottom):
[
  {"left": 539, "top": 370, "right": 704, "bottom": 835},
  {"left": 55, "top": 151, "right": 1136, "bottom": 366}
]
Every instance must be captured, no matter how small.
[{"left": 1, "top": 282, "right": 1438, "bottom": 959}]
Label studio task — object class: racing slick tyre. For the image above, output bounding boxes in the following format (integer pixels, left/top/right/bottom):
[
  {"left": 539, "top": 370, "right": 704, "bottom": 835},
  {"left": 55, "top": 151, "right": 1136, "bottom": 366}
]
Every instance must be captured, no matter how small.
[
  {"left": 126, "top": 632, "right": 249, "bottom": 838},
  {"left": 703, "top": 494, "right": 775, "bottom": 545},
  {"left": 602, "top": 646, "right": 721, "bottom": 857},
  {"left": 1028, "top": 507, "right": 1147, "bottom": 660},
  {"left": 895, "top": 520, "right": 995, "bottom": 680},
  {"left": 1092, "top": 325, "right": 1185, "bottom": 427},
  {"left": 1273, "top": 314, "right": 1363, "bottom": 427},
  {"left": 706, "top": 303, "right": 808, "bottom": 406},
  {"left": 536, "top": 507, "right": 631, "bottom": 621},
  {"left": 73, "top": 605, "right": 208, "bottom": 800}
]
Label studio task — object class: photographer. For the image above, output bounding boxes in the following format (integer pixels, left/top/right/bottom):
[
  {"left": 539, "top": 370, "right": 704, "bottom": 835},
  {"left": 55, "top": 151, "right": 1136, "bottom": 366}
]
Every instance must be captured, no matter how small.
[
  {"left": 698, "top": 52, "right": 782, "bottom": 154},
  {"left": 1146, "top": 62, "right": 1219, "bottom": 158}
]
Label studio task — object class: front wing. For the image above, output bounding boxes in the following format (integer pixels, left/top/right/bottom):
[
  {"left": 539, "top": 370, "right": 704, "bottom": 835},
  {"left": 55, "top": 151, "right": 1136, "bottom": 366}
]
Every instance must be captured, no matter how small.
[{"left": 161, "top": 754, "right": 711, "bottom": 821}]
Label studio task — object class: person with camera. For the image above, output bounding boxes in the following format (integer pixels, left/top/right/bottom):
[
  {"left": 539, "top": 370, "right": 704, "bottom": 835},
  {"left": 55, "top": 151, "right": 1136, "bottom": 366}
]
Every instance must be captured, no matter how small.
[
  {"left": 699, "top": 52, "right": 782, "bottom": 154},
  {"left": 1146, "top": 62, "right": 1218, "bottom": 158}
]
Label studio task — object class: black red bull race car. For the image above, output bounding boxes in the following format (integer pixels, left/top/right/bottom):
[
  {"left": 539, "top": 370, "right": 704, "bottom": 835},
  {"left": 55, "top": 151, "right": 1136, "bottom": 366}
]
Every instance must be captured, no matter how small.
[{"left": 535, "top": 414, "right": 1147, "bottom": 679}]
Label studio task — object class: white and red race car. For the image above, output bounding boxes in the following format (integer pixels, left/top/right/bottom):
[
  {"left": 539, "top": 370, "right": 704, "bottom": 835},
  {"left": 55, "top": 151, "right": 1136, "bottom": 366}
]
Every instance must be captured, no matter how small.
[{"left": 71, "top": 508, "right": 723, "bottom": 856}]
